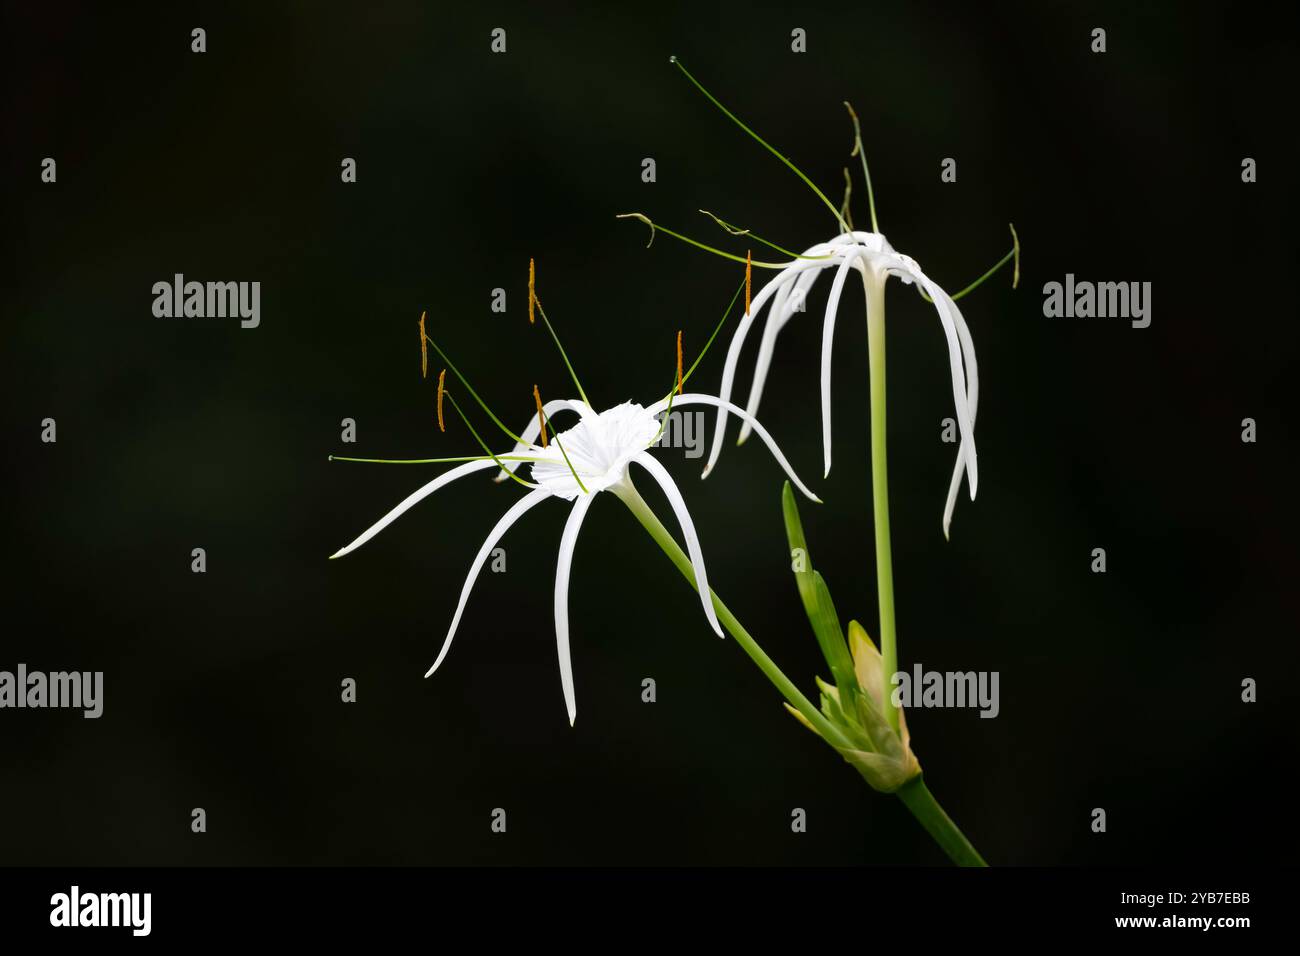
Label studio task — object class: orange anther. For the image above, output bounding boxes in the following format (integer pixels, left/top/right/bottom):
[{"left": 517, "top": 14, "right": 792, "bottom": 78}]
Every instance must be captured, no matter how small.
[
  {"left": 533, "top": 384, "right": 548, "bottom": 447},
  {"left": 419, "top": 311, "right": 428, "bottom": 378},
  {"left": 676, "top": 331, "right": 683, "bottom": 395},
  {"left": 436, "top": 368, "right": 447, "bottom": 432},
  {"left": 528, "top": 258, "right": 536, "bottom": 325},
  {"left": 745, "top": 250, "right": 752, "bottom": 315}
]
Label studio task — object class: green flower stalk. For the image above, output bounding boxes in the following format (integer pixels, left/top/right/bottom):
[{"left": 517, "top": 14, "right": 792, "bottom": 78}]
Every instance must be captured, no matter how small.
[
  {"left": 618, "top": 475, "right": 985, "bottom": 866},
  {"left": 612, "top": 57, "right": 1020, "bottom": 863},
  {"left": 781, "top": 481, "right": 985, "bottom": 865}
]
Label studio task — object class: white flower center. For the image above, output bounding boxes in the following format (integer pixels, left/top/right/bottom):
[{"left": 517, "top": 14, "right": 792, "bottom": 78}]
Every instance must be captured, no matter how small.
[
  {"left": 835, "top": 230, "right": 895, "bottom": 256},
  {"left": 528, "top": 401, "right": 661, "bottom": 499}
]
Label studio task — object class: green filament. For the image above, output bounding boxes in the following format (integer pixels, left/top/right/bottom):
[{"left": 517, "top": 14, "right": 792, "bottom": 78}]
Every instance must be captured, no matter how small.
[{"left": 670, "top": 56, "right": 848, "bottom": 233}]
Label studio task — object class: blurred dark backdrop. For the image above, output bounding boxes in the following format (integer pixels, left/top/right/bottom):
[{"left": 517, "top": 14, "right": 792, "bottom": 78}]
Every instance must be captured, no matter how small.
[{"left": 2, "top": 1, "right": 1295, "bottom": 865}]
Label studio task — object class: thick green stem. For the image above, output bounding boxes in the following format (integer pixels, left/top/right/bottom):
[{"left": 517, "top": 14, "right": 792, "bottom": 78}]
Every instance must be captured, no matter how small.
[
  {"left": 864, "top": 268, "right": 900, "bottom": 734},
  {"left": 896, "top": 777, "right": 987, "bottom": 866},
  {"left": 615, "top": 478, "right": 987, "bottom": 866}
]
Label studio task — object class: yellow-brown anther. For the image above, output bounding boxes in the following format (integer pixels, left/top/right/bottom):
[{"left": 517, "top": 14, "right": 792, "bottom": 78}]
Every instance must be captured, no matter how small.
[
  {"left": 436, "top": 368, "right": 447, "bottom": 432},
  {"left": 675, "top": 331, "right": 683, "bottom": 395},
  {"left": 528, "top": 258, "right": 536, "bottom": 325},
  {"left": 419, "top": 311, "right": 428, "bottom": 378},
  {"left": 533, "top": 384, "right": 548, "bottom": 447},
  {"left": 745, "top": 250, "right": 752, "bottom": 315}
]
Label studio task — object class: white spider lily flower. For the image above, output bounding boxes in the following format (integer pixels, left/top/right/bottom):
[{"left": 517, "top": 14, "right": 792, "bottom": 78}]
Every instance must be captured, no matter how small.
[
  {"left": 705, "top": 230, "right": 978, "bottom": 539},
  {"left": 331, "top": 395, "right": 819, "bottom": 726}
]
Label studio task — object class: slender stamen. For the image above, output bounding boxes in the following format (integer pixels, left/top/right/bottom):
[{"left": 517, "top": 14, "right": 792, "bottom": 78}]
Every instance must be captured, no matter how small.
[
  {"left": 329, "top": 454, "right": 546, "bottom": 464},
  {"left": 528, "top": 265, "right": 592, "bottom": 407},
  {"left": 616, "top": 213, "right": 793, "bottom": 268},
  {"left": 843, "top": 102, "right": 879, "bottom": 233},
  {"left": 421, "top": 328, "right": 526, "bottom": 444},
  {"left": 533, "top": 384, "right": 548, "bottom": 448},
  {"left": 436, "top": 368, "right": 446, "bottom": 433},
  {"left": 652, "top": 331, "right": 685, "bottom": 446},
  {"left": 661, "top": 275, "right": 746, "bottom": 404},
  {"left": 532, "top": 384, "right": 588, "bottom": 494},
  {"left": 670, "top": 56, "right": 848, "bottom": 232},
  {"left": 535, "top": 403, "right": 587, "bottom": 496},
  {"left": 745, "top": 250, "right": 752, "bottom": 315},
  {"left": 419, "top": 312, "right": 429, "bottom": 378},
  {"left": 697, "top": 210, "right": 827, "bottom": 261},
  {"left": 532, "top": 299, "right": 592, "bottom": 408},
  {"left": 923, "top": 223, "right": 1022, "bottom": 303},
  {"left": 443, "top": 390, "right": 536, "bottom": 489}
]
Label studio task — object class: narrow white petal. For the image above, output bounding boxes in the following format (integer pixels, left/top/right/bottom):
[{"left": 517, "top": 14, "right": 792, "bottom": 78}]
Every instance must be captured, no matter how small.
[
  {"left": 739, "top": 265, "right": 824, "bottom": 444},
  {"left": 331, "top": 458, "right": 500, "bottom": 559},
  {"left": 494, "top": 399, "right": 593, "bottom": 482},
  {"left": 554, "top": 494, "right": 596, "bottom": 726},
  {"left": 735, "top": 276, "right": 793, "bottom": 444},
  {"left": 887, "top": 259, "right": 977, "bottom": 501},
  {"left": 425, "top": 488, "right": 550, "bottom": 677},
  {"left": 646, "top": 392, "right": 820, "bottom": 503},
  {"left": 738, "top": 235, "right": 878, "bottom": 446},
  {"left": 922, "top": 277, "right": 978, "bottom": 501},
  {"left": 704, "top": 256, "right": 841, "bottom": 479},
  {"left": 942, "top": 297, "right": 980, "bottom": 538},
  {"left": 819, "top": 250, "right": 867, "bottom": 478},
  {"left": 631, "top": 453, "right": 723, "bottom": 638}
]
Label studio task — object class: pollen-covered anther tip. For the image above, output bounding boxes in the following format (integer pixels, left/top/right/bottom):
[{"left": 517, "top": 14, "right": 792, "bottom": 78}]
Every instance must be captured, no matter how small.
[
  {"left": 533, "top": 384, "right": 548, "bottom": 448},
  {"left": 436, "top": 368, "right": 447, "bottom": 433},
  {"left": 528, "top": 258, "right": 536, "bottom": 324},
  {"left": 419, "top": 311, "right": 428, "bottom": 378},
  {"left": 675, "top": 331, "right": 683, "bottom": 395},
  {"left": 745, "top": 250, "right": 752, "bottom": 315}
]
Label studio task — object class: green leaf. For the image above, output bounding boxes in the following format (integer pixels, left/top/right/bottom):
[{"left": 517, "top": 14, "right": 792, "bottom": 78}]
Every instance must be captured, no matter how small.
[
  {"left": 813, "top": 572, "right": 858, "bottom": 702},
  {"left": 782, "top": 481, "right": 817, "bottom": 609},
  {"left": 782, "top": 481, "right": 857, "bottom": 702}
]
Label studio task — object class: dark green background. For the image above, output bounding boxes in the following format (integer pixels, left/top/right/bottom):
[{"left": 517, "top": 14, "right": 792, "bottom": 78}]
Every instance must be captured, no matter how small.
[{"left": 3, "top": 1, "right": 1294, "bottom": 865}]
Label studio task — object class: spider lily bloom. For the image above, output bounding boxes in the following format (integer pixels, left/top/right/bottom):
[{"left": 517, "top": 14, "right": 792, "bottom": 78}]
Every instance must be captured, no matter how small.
[
  {"left": 709, "top": 229, "right": 980, "bottom": 539},
  {"left": 628, "top": 60, "right": 1017, "bottom": 539},
  {"left": 330, "top": 350, "right": 819, "bottom": 727}
]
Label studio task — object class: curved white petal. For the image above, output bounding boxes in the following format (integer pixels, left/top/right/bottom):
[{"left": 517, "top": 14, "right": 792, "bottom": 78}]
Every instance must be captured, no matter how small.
[
  {"left": 494, "top": 399, "right": 593, "bottom": 482},
  {"left": 819, "top": 249, "right": 871, "bottom": 478},
  {"left": 705, "top": 256, "right": 843, "bottom": 479},
  {"left": 884, "top": 258, "right": 977, "bottom": 502},
  {"left": 941, "top": 297, "right": 979, "bottom": 538},
  {"left": 631, "top": 453, "right": 723, "bottom": 638},
  {"left": 736, "top": 234, "right": 889, "bottom": 447},
  {"left": 739, "top": 265, "right": 824, "bottom": 444},
  {"left": 734, "top": 275, "right": 795, "bottom": 442},
  {"left": 554, "top": 493, "right": 596, "bottom": 726},
  {"left": 646, "top": 392, "right": 820, "bottom": 503},
  {"left": 425, "top": 488, "right": 550, "bottom": 677},
  {"left": 920, "top": 276, "right": 977, "bottom": 500},
  {"left": 331, "top": 458, "right": 500, "bottom": 559}
]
